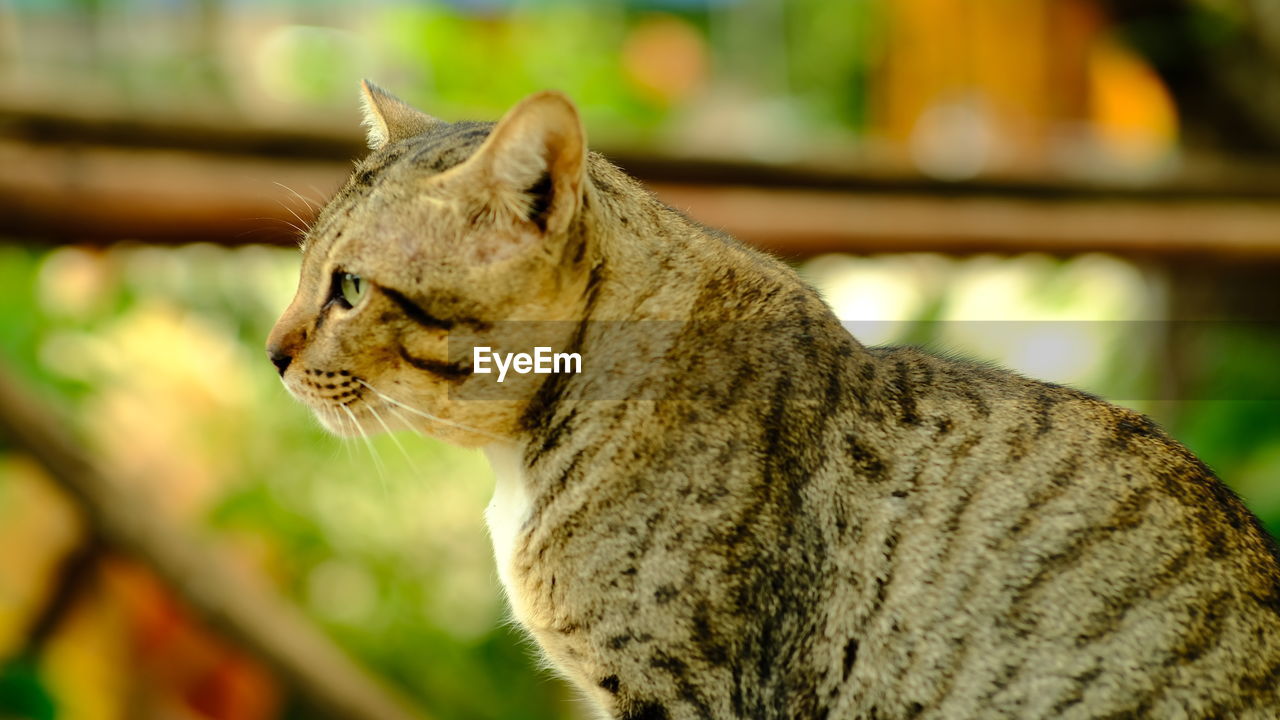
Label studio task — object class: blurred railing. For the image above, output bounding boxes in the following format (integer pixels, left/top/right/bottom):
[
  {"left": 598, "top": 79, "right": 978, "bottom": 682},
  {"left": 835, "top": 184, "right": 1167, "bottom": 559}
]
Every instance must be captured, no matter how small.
[{"left": 6, "top": 108, "right": 1280, "bottom": 261}]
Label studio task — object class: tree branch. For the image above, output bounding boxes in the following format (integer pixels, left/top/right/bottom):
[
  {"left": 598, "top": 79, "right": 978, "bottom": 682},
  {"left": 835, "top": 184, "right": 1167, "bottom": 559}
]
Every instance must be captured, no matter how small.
[{"left": 0, "top": 363, "right": 432, "bottom": 720}]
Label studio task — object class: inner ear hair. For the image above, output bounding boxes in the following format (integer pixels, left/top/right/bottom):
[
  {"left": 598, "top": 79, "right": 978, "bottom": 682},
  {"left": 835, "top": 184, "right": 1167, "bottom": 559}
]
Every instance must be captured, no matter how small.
[
  {"left": 525, "top": 170, "right": 554, "bottom": 232},
  {"left": 456, "top": 90, "right": 585, "bottom": 236}
]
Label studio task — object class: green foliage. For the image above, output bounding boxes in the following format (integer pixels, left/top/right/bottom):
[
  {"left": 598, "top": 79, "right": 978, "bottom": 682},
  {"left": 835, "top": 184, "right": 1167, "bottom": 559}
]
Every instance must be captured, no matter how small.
[
  {"left": 1166, "top": 323, "right": 1280, "bottom": 537},
  {"left": 0, "top": 656, "right": 56, "bottom": 720},
  {"left": 0, "top": 244, "right": 567, "bottom": 720},
  {"left": 784, "top": 0, "right": 883, "bottom": 129},
  {"left": 372, "top": 2, "right": 666, "bottom": 141}
]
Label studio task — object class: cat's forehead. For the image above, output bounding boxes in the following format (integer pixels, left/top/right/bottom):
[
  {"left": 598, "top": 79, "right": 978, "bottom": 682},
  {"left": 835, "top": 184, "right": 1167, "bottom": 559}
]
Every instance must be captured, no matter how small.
[
  {"left": 302, "top": 120, "right": 497, "bottom": 259},
  {"left": 369, "top": 119, "right": 496, "bottom": 177}
]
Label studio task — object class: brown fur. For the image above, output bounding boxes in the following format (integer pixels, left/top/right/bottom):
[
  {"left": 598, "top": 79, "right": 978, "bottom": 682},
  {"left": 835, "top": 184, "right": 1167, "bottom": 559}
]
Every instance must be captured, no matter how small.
[{"left": 268, "top": 84, "right": 1280, "bottom": 719}]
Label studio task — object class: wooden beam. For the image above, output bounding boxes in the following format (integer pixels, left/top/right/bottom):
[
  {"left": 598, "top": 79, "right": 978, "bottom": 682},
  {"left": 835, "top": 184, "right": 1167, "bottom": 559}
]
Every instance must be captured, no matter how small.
[
  {"left": 653, "top": 184, "right": 1280, "bottom": 260},
  {"left": 5, "top": 138, "right": 1280, "bottom": 260},
  {"left": 0, "top": 139, "right": 344, "bottom": 246}
]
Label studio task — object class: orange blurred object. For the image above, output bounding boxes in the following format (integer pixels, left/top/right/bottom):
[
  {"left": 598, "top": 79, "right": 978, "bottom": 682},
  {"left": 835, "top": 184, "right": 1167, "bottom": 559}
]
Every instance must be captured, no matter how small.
[
  {"left": 102, "top": 558, "right": 281, "bottom": 720},
  {"left": 1088, "top": 35, "right": 1179, "bottom": 166},
  {"left": 622, "top": 14, "right": 709, "bottom": 106}
]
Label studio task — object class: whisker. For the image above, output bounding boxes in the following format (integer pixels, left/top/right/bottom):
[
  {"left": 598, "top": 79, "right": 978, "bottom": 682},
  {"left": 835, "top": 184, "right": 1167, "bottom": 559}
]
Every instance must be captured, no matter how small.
[
  {"left": 320, "top": 409, "right": 349, "bottom": 463},
  {"left": 354, "top": 379, "right": 506, "bottom": 442},
  {"left": 248, "top": 215, "right": 309, "bottom": 238},
  {"left": 270, "top": 183, "right": 317, "bottom": 240},
  {"left": 366, "top": 402, "right": 419, "bottom": 473},
  {"left": 332, "top": 408, "right": 358, "bottom": 465},
  {"left": 278, "top": 203, "right": 313, "bottom": 234},
  {"left": 248, "top": 215, "right": 305, "bottom": 230},
  {"left": 274, "top": 180, "right": 322, "bottom": 211},
  {"left": 382, "top": 403, "right": 439, "bottom": 447},
  {"left": 383, "top": 404, "right": 423, "bottom": 436},
  {"left": 341, "top": 404, "right": 390, "bottom": 497}
]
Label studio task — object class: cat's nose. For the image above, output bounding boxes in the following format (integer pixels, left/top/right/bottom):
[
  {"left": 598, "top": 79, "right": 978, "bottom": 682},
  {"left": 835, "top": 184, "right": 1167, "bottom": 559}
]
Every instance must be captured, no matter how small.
[{"left": 267, "top": 346, "right": 292, "bottom": 376}]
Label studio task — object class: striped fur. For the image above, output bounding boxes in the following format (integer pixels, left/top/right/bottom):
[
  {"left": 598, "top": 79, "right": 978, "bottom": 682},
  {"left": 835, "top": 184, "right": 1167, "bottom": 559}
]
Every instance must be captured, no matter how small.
[{"left": 268, "top": 87, "right": 1280, "bottom": 719}]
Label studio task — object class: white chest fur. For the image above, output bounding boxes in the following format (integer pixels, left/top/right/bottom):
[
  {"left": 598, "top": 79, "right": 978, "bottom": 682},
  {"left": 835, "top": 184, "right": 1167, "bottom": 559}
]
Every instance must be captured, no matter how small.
[{"left": 483, "top": 444, "right": 533, "bottom": 602}]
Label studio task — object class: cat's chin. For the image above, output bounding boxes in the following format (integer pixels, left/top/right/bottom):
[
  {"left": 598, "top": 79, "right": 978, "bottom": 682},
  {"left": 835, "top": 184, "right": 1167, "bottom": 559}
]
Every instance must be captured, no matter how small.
[
  {"left": 314, "top": 409, "right": 365, "bottom": 438},
  {"left": 312, "top": 403, "right": 408, "bottom": 438},
  {"left": 313, "top": 401, "right": 500, "bottom": 448}
]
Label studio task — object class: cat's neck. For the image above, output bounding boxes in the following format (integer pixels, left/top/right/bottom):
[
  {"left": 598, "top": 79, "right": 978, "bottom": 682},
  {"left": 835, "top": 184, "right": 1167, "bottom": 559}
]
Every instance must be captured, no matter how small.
[
  {"left": 583, "top": 179, "right": 765, "bottom": 324},
  {"left": 516, "top": 174, "right": 874, "bottom": 441}
]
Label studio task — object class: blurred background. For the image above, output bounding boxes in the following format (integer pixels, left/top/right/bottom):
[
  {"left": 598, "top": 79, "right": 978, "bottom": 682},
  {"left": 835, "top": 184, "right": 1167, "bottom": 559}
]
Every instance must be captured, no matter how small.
[{"left": 1, "top": 0, "right": 1279, "bottom": 719}]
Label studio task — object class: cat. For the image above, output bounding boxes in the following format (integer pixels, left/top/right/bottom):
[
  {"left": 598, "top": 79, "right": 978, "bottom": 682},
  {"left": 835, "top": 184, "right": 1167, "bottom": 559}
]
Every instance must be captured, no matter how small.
[{"left": 266, "top": 81, "right": 1280, "bottom": 719}]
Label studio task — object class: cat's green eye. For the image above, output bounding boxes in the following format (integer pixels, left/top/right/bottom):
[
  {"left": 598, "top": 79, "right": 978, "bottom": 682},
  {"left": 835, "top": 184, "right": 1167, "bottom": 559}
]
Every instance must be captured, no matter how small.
[{"left": 339, "top": 272, "right": 366, "bottom": 307}]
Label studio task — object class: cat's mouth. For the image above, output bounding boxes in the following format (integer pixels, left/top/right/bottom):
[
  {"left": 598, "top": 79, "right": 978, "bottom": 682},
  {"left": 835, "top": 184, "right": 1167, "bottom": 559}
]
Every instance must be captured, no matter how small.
[
  {"left": 296, "top": 367, "right": 362, "bottom": 405},
  {"left": 313, "top": 388, "right": 414, "bottom": 439},
  {"left": 285, "top": 365, "right": 505, "bottom": 445},
  {"left": 286, "top": 368, "right": 396, "bottom": 437}
]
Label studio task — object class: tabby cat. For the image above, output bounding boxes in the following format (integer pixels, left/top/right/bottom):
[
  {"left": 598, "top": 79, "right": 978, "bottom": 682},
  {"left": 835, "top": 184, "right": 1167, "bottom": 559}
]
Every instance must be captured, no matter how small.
[{"left": 266, "top": 82, "right": 1280, "bottom": 719}]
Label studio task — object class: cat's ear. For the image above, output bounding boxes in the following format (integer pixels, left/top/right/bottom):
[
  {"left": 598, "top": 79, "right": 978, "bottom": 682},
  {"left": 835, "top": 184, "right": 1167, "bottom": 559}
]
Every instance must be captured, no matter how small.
[
  {"left": 458, "top": 90, "right": 586, "bottom": 236},
  {"left": 359, "top": 79, "right": 440, "bottom": 150}
]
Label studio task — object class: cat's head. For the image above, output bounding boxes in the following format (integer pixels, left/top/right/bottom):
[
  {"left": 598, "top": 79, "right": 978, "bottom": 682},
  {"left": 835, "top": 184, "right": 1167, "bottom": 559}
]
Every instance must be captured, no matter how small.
[{"left": 266, "top": 82, "right": 596, "bottom": 447}]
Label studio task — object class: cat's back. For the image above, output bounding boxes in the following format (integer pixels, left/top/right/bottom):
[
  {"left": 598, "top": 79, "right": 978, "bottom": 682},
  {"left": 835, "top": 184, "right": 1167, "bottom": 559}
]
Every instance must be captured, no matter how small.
[
  {"left": 522, "top": 309, "right": 1280, "bottom": 716},
  {"left": 827, "top": 345, "right": 1280, "bottom": 718}
]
